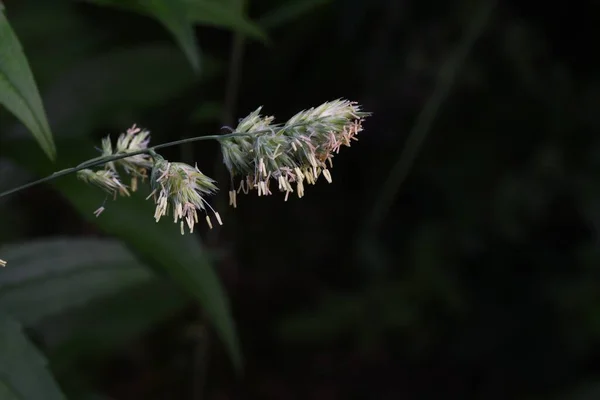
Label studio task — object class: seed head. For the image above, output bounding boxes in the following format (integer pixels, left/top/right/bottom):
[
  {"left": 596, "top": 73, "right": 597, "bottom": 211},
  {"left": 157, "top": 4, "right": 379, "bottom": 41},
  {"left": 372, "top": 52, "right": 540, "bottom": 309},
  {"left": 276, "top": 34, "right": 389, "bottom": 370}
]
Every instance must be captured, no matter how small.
[
  {"left": 147, "top": 155, "right": 222, "bottom": 234},
  {"left": 101, "top": 124, "right": 152, "bottom": 190},
  {"left": 0, "top": 259, "right": 6, "bottom": 267},
  {"left": 220, "top": 99, "right": 370, "bottom": 206},
  {"left": 221, "top": 107, "right": 273, "bottom": 177},
  {"left": 77, "top": 168, "right": 130, "bottom": 199}
]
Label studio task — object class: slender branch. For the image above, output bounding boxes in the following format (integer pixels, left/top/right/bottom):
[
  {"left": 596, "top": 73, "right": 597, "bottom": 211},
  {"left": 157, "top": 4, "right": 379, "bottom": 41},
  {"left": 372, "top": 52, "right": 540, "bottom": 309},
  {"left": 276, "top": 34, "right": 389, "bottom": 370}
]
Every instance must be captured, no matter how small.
[{"left": 0, "top": 128, "right": 273, "bottom": 199}]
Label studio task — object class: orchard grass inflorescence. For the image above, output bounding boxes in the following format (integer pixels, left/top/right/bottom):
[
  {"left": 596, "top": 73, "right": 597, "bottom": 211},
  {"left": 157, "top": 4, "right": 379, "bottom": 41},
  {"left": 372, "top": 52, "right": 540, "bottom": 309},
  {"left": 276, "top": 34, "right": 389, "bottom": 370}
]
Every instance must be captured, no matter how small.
[
  {"left": 221, "top": 99, "right": 369, "bottom": 207},
  {"left": 2, "top": 99, "right": 370, "bottom": 245}
]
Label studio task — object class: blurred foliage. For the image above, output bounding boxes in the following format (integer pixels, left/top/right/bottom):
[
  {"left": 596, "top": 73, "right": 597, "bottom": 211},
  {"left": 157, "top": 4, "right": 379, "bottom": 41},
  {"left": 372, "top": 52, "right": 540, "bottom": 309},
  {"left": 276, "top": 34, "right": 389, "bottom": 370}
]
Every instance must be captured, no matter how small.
[
  {"left": 83, "top": 0, "right": 202, "bottom": 72},
  {"left": 0, "top": 6, "right": 55, "bottom": 159},
  {"left": 0, "top": 238, "right": 155, "bottom": 325},
  {"left": 1, "top": 0, "right": 600, "bottom": 399},
  {"left": 0, "top": 313, "right": 66, "bottom": 399}
]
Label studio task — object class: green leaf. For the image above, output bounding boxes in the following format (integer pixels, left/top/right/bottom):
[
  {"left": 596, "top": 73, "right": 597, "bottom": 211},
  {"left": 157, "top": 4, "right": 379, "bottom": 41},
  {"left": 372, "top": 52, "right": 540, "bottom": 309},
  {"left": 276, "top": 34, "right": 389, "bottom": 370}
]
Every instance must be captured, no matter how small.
[
  {"left": 0, "top": 381, "right": 19, "bottom": 400},
  {"left": 84, "top": 0, "right": 267, "bottom": 43},
  {"left": 84, "top": 0, "right": 201, "bottom": 72},
  {"left": 0, "top": 237, "right": 155, "bottom": 325},
  {"left": 2, "top": 136, "right": 243, "bottom": 371},
  {"left": 45, "top": 281, "right": 187, "bottom": 374},
  {"left": 0, "top": 313, "right": 66, "bottom": 400},
  {"left": 7, "top": 44, "right": 214, "bottom": 140},
  {"left": 183, "top": 0, "right": 268, "bottom": 42},
  {"left": 0, "top": 8, "right": 56, "bottom": 160},
  {"left": 258, "top": 0, "right": 331, "bottom": 29},
  {"left": 7, "top": 2, "right": 109, "bottom": 88}
]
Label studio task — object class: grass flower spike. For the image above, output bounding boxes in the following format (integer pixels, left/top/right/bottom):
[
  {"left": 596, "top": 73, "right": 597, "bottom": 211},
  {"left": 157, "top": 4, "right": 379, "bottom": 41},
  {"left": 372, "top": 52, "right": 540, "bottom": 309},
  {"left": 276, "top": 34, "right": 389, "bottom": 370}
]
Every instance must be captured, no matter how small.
[
  {"left": 148, "top": 154, "right": 222, "bottom": 234},
  {"left": 101, "top": 124, "right": 152, "bottom": 191},
  {"left": 77, "top": 168, "right": 130, "bottom": 198},
  {"left": 220, "top": 107, "right": 272, "bottom": 178},
  {"left": 0, "top": 259, "right": 6, "bottom": 267},
  {"left": 221, "top": 99, "right": 370, "bottom": 206},
  {"left": 4, "top": 99, "right": 370, "bottom": 236},
  {"left": 75, "top": 124, "right": 153, "bottom": 217}
]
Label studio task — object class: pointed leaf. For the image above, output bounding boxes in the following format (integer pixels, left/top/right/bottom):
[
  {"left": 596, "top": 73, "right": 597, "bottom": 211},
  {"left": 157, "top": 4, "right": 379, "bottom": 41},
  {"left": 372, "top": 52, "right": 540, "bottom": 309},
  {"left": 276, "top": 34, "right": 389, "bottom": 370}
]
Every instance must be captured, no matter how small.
[
  {"left": 2, "top": 136, "right": 243, "bottom": 371},
  {"left": 0, "top": 238, "right": 155, "bottom": 325},
  {"left": 7, "top": 44, "right": 218, "bottom": 140},
  {"left": 84, "top": 0, "right": 201, "bottom": 72},
  {"left": 184, "top": 0, "right": 268, "bottom": 41},
  {"left": 0, "top": 7, "right": 55, "bottom": 159},
  {"left": 7, "top": 2, "right": 109, "bottom": 88},
  {"left": 41, "top": 44, "right": 208, "bottom": 137},
  {"left": 0, "top": 313, "right": 66, "bottom": 400},
  {"left": 82, "top": 0, "right": 267, "bottom": 42}
]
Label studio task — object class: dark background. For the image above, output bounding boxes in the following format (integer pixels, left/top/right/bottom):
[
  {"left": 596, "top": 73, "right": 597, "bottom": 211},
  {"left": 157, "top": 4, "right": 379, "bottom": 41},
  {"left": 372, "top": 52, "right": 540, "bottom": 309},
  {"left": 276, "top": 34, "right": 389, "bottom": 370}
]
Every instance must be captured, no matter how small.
[{"left": 1, "top": 0, "right": 600, "bottom": 399}]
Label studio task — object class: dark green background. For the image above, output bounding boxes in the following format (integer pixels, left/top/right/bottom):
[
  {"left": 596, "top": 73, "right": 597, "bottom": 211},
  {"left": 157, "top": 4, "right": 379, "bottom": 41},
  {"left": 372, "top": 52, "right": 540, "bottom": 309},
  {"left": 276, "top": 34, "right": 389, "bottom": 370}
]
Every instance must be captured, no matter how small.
[{"left": 1, "top": 0, "right": 600, "bottom": 399}]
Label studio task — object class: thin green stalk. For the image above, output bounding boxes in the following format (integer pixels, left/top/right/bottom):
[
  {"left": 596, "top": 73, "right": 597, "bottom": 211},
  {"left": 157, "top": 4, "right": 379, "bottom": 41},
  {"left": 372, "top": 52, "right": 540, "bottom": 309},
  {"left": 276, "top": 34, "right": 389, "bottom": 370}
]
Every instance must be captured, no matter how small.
[{"left": 0, "top": 130, "right": 259, "bottom": 199}]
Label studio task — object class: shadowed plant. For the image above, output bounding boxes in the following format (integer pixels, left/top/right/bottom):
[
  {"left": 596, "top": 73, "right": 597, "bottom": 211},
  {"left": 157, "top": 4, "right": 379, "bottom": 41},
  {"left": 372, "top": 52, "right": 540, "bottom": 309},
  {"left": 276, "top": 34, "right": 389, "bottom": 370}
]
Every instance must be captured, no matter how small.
[{"left": 0, "top": 100, "right": 371, "bottom": 263}]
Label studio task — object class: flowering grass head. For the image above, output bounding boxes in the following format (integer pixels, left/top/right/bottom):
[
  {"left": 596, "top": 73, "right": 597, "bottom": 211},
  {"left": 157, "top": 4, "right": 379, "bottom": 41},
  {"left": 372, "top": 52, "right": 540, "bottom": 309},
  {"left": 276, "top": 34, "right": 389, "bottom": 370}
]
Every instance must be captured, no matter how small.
[
  {"left": 148, "top": 154, "right": 222, "bottom": 234},
  {"left": 221, "top": 99, "right": 370, "bottom": 207},
  {"left": 60, "top": 99, "right": 369, "bottom": 233},
  {"left": 220, "top": 107, "right": 271, "bottom": 177},
  {"left": 101, "top": 124, "right": 152, "bottom": 191},
  {"left": 77, "top": 168, "right": 130, "bottom": 199}
]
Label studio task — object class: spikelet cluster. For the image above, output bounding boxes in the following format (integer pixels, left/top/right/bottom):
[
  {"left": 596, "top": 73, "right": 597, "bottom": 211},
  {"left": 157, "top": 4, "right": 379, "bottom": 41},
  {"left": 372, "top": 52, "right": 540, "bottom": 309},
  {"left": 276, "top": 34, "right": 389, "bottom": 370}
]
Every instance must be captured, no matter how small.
[
  {"left": 147, "top": 154, "right": 222, "bottom": 234},
  {"left": 76, "top": 124, "right": 152, "bottom": 200},
  {"left": 77, "top": 168, "right": 131, "bottom": 199},
  {"left": 100, "top": 124, "right": 153, "bottom": 191},
  {"left": 77, "top": 125, "right": 221, "bottom": 234},
  {"left": 220, "top": 99, "right": 370, "bottom": 207},
  {"left": 74, "top": 100, "right": 370, "bottom": 237}
]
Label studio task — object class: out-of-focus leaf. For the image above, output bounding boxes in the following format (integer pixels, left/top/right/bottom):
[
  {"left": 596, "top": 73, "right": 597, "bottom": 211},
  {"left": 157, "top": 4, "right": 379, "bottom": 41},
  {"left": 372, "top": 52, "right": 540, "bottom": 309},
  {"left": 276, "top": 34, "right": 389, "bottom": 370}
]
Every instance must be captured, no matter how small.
[
  {"left": 0, "top": 7, "right": 56, "bottom": 160},
  {"left": 183, "top": 0, "right": 268, "bottom": 42},
  {"left": 8, "top": 2, "right": 108, "bottom": 88},
  {"left": 0, "top": 237, "right": 155, "bottom": 325},
  {"left": 258, "top": 0, "right": 331, "bottom": 29},
  {"left": 43, "top": 281, "right": 187, "bottom": 374},
  {"left": 2, "top": 136, "right": 243, "bottom": 371},
  {"left": 77, "top": 0, "right": 266, "bottom": 41},
  {"left": 0, "top": 313, "right": 66, "bottom": 399},
  {"left": 84, "top": 0, "right": 201, "bottom": 72},
  {"left": 0, "top": 382, "right": 18, "bottom": 400},
  {"left": 8, "top": 44, "right": 218, "bottom": 140}
]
